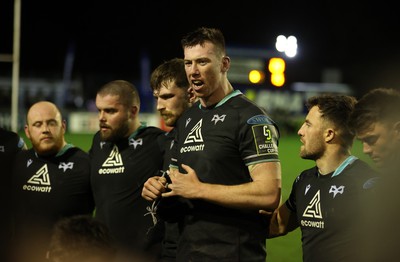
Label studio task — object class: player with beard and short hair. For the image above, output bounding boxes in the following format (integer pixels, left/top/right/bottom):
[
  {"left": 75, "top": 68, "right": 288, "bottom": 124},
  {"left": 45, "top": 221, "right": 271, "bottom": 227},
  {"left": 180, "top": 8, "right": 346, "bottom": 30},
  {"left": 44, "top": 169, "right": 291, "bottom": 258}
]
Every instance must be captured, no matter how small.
[
  {"left": 89, "top": 80, "right": 168, "bottom": 261},
  {"left": 141, "top": 58, "right": 196, "bottom": 262},
  {"left": 267, "top": 94, "right": 378, "bottom": 262},
  {"left": 11, "top": 101, "right": 94, "bottom": 262}
]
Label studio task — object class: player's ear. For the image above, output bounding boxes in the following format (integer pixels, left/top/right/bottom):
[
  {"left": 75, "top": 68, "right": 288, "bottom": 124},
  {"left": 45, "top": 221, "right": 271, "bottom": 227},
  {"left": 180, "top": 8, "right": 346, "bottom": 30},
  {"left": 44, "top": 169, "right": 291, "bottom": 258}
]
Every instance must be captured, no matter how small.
[
  {"left": 221, "top": 56, "right": 230, "bottom": 72},
  {"left": 129, "top": 105, "right": 139, "bottom": 118},
  {"left": 24, "top": 124, "right": 31, "bottom": 140},
  {"left": 325, "top": 128, "right": 335, "bottom": 143}
]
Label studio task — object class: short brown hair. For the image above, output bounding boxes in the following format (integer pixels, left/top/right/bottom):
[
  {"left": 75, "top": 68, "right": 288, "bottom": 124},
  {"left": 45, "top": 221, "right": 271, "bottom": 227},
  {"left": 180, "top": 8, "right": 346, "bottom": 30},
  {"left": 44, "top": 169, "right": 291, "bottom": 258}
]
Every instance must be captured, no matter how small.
[
  {"left": 306, "top": 94, "right": 357, "bottom": 147},
  {"left": 150, "top": 58, "right": 189, "bottom": 93},
  {"left": 97, "top": 80, "right": 140, "bottom": 108},
  {"left": 181, "top": 27, "right": 226, "bottom": 56},
  {"left": 350, "top": 87, "right": 400, "bottom": 133}
]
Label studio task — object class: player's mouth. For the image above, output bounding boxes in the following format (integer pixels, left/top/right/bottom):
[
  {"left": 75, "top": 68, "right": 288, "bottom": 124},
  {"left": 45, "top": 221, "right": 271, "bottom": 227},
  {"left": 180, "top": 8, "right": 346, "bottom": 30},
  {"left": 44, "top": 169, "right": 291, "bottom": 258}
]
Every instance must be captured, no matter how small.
[{"left": 191, "top": 80, "right": 204, "bottom": 90}]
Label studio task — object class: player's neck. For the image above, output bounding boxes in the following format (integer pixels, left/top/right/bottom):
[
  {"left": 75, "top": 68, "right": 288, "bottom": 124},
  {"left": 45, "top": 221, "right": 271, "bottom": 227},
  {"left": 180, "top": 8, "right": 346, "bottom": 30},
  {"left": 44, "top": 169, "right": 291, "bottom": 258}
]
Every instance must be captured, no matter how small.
[
  {"left": 316, "top": 151, "right": 351, "bottom": 175},
  {"left": 200, "top": 81, "right": 233, "bottom": 108}
]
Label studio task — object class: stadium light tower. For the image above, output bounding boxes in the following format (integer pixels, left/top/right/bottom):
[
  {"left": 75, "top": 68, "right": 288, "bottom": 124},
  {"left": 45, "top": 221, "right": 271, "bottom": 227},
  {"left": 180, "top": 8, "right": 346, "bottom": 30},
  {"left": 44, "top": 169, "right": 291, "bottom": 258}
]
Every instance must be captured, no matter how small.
[{"left": 275, "top": 35, "right": 297, "bottom": 58}]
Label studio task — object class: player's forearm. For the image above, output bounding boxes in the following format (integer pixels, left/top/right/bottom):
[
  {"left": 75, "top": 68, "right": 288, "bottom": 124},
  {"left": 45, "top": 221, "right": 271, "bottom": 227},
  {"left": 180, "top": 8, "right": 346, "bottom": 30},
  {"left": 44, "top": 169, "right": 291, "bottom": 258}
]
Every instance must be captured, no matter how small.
[
  {"left": 195, "top": 180, "right": 281, "bottom": 211},
  {"left": 267, "top": 204, "right": 297, "bottom": 238}
]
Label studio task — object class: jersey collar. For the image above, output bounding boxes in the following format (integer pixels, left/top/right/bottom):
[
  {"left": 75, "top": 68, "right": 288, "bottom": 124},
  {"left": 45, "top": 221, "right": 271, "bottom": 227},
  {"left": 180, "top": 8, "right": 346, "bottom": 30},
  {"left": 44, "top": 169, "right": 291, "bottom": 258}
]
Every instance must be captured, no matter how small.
[
  {"left": 199, "top": 90, "right": 242, "bottom": 109},
  {"left": 34, "top": 143, "right": 74, "bottom": 158},
  {"left": 128, "top": 122, "right": 147, "bottom": 140},
  {"left": 332, "top": 155, "right": 358, "bottom": 177}
]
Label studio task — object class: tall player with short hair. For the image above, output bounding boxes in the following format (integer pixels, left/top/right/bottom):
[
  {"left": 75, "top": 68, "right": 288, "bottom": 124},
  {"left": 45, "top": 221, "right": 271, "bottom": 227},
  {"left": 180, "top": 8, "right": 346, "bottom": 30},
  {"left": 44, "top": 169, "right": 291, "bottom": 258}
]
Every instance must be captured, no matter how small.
[{"left": 161, "top": 27, "right": 282, "bottom": 261}]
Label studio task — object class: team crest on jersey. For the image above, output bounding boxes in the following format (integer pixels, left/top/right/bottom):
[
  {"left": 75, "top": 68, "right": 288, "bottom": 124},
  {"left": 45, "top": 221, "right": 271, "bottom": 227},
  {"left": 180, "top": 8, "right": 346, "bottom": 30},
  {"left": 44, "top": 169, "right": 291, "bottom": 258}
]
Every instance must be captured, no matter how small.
[
  {"left": 211, "top": 114, "right": 226, "bottom": 125},
  {"left": 129, "top": 138, "right": 143, "bottom": 149},
  {"left": 99, "top": 145, "right": 125, "bottom": 174},
  {"left": 301, "top": 190, "right": 325, "bottom": 228},
  {"left": 251, "top": 124, "right": 278, "bottom": 156},
  {"left": 0, "top": 145, "right": 4, "bottom": 152},
  {"left": 27, "top": 159, "right": 33, "bottom": 167},
  {"left": 58, "top": 162, "right": 74, "bottom": 172},
  {"left": 180, "top": 119, "right": 205, "bottom": 153},
  {"left": 23, "top": 164, "right": 52, "bottom": 193},
  {"left": 329, "top": 185, "right": 345, "bottom": 198}
]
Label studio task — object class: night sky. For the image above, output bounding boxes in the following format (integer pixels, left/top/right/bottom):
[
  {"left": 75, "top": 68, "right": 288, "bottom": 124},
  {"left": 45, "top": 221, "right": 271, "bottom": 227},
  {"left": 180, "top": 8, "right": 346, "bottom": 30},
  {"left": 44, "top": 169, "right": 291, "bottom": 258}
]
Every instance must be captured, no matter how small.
[{"left": 1, "top": 0, "right": 400, "bottom": 99}]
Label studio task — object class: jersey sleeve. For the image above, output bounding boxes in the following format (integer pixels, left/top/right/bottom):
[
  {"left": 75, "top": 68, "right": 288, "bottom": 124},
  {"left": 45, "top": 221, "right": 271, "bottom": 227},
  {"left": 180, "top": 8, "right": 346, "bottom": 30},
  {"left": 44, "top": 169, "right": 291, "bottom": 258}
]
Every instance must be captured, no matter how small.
[
  {"left": 239, "top": 111, "right": 280, "bottom": 166},
  {"left": 285, "top": 175, "right": 300, "bottom": 213}
]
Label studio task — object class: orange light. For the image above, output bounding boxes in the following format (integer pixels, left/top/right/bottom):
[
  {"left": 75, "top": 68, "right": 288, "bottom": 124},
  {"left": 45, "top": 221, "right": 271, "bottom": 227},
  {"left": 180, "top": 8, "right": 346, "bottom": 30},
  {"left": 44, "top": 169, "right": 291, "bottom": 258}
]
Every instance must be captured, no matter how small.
[
  {"left": 248, "top": 70, "right": 265, "bottom": 84},
  {"left": 268, "top": 57, "right": 286, "bottom": 87}
]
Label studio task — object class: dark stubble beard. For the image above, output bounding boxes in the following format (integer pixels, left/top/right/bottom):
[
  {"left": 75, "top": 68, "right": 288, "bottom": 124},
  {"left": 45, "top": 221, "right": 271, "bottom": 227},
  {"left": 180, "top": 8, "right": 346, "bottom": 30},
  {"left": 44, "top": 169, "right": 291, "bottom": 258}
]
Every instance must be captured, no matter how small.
[
  {"left": 100, "top": 120, "right": 130, "bottom": 143},
  {"left": 300, "top": 144, "right": 325, "bottom": 161}
]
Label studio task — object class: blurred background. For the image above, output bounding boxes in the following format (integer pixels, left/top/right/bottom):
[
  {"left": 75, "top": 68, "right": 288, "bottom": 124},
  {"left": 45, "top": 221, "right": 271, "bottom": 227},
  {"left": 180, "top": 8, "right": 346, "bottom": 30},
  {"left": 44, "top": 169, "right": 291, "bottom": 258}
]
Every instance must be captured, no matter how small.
[
  {"left": 1, "top": 1, "right": 387, "bottom": 261},
  {"left": 1, "top": 0, "right": 400, "bottom": 133}
]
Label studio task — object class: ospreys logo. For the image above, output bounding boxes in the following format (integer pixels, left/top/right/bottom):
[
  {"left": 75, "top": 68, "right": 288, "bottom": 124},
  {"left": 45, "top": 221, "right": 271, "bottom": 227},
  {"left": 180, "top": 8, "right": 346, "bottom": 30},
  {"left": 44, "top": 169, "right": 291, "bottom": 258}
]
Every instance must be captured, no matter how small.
[
  {"left": 129, "top": 138, "right": 143, "bottom": 149},
  {"left": 301, "top": 190, "right": 324, "bottom": 229},
  {"left": 329, "top": 185, "right": 345, "bottom": 198},
  {"left": 23, "top": 164, "right": 52, "bottom": 193},
  {"left": 211, "top": 114, "right": 226, "bottom": 125},
  {"left": 180, "top": 119, "right": 205, "bottom": 153},
  {"left": 99, "top": 145, "right": 125, "bottom": 175},
  {"left": 59, "top": 162, "right": 74, "bottom": 172}
]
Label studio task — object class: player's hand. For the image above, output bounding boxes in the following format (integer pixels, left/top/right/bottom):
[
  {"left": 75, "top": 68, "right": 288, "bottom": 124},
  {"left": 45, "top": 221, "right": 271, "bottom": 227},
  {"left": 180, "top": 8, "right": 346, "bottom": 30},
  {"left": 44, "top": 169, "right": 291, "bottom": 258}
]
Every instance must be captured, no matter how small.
[
  {"left": 141, "top": 176, "right": 168, "bottom": 201},
  {"left": 162, "top": 164, "right": 202, "bottom": 199}
]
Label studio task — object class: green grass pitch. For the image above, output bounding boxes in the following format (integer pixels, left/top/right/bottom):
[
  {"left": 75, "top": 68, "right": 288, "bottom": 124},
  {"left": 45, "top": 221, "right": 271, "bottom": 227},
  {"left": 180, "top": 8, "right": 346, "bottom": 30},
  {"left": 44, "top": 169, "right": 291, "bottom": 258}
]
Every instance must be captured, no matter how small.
[{"left": 19, "top": 131, "right": 370, "bottom": 262}]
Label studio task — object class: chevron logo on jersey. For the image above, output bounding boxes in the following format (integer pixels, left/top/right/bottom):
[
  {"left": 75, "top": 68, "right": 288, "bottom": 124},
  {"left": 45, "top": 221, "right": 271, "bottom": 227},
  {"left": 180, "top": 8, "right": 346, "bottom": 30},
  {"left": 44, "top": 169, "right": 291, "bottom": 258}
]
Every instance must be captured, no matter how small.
[
  {"left": 303, "top": 190, "right": 322, "bottom": 218},
  {"left": 211, "top": 114, "right": 226, "bottom": 125},
  {"left": 329, "top": 185, "right": 345, "bottom": 198},
  {"left": 180, "top": 119, "right": 205, "bottom": 153},
  {"left": 184, "top": 119, "right": 204, "bottom": 144},
  {"left": 98, "top": 145, "right": 125, "bottom": 174},
  {"left": 23, "top": 164, "right": 52, "bottom": 193},
  {"left": 129, "top": 138, "right": 143, "bottom": 149},
  {"left": 300, "top": 190, "right": 325, "bottom": 228},
  {"left": 59, "top": 162, "right": 74, "bottom": 172}
]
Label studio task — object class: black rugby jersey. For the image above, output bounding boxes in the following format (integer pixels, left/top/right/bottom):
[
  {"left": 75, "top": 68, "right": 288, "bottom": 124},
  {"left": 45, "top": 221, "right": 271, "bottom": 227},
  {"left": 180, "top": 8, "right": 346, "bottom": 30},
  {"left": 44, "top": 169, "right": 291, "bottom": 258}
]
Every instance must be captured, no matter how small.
[
  {"left": 285, "top": 157, "right": 377, "bottom": 262},
  {"left": 1, "top": 128, "right": 26, "bottom": 261},
  {"left": 171, "top": 90, "right": 280, "bottom": 261},
  {"left": 89, "top": 124, "right": 167, "bottom": 256},
  {"left": 12, "top": 145, "right": 94, "bottom": 238}
]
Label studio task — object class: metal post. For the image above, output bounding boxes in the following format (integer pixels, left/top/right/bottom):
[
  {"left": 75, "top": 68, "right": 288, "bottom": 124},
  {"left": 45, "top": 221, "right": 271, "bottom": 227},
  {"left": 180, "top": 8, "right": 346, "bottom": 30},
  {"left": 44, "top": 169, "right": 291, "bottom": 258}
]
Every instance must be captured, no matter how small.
[{"left": 11, "top": 0, "right": 21, "bottom": 132}]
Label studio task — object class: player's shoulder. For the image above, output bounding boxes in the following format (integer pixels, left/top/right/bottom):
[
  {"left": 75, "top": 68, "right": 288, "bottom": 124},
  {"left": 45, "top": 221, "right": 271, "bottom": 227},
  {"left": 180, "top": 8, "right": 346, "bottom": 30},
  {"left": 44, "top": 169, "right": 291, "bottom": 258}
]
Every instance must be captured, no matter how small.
[
  {"left": 140, "top": 126, "right": 167, "bottom": 137},
  {"left": 295, "top": 166, "right": 318, "bottom": 182},
  {"left": 229, "top": 94, "right": 278, "bottom": 124},
  {"left": 346, "top": 158, "right": 377, "bottom": 177},
  {"left": 62, "top": 146, "right": 90, "bottom": 161},
  {"left": 0, "top": 128, "right": 26, "bottom": 150}
]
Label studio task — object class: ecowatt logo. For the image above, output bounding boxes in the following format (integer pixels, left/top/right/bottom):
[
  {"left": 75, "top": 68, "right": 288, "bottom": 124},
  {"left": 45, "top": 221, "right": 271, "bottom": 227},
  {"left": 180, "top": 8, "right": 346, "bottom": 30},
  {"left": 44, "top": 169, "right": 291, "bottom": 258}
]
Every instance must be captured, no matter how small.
[
  {"left": 98, "top": 145, "right": 125, "bottom": 174},
  {"left": 23, "top": 164, "right": 52, "bottom": 193}
]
